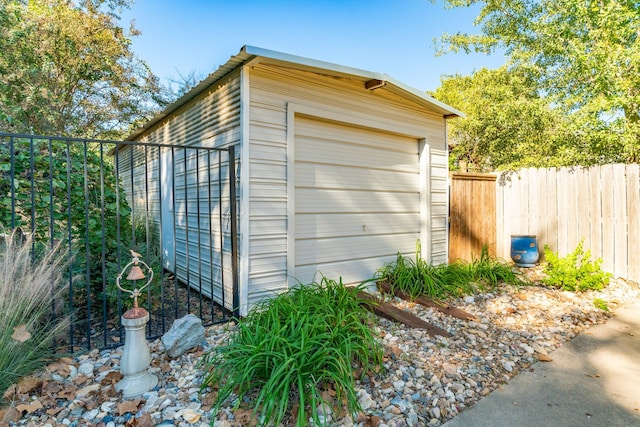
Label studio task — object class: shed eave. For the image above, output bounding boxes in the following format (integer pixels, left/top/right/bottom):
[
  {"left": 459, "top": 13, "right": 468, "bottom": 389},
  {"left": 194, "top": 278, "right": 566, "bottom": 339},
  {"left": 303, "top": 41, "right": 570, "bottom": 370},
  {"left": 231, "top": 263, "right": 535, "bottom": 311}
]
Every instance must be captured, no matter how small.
[
  {"left": 127, "top": 45, "right": 463, "bottom": 140},
  {"left": 241, "top": 45, "right": 464, "bottom": 118}
]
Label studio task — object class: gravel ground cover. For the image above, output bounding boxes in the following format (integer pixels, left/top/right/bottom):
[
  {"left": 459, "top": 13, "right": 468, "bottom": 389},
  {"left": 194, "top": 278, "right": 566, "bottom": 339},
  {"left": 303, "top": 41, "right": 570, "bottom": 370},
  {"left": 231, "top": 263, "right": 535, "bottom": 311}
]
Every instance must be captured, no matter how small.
[{"left": 2, "top": 269, "right": 639, "bottom": 427}]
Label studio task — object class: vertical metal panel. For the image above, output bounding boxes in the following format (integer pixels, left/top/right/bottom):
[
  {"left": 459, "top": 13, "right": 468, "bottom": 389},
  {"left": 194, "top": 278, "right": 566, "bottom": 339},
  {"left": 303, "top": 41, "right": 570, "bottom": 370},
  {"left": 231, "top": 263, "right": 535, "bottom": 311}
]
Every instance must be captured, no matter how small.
[
  {"left": 9, "top": 136, "right": 15, "bottom": 228},
  {"left": 229, "top": 146, "right": 239, "bottom": 317},
  {"left": 131, "top": 73, "right": 242, "bottom": 313},
  {"left": 65, "top": 140, "right": 74, "bottom": 351}
]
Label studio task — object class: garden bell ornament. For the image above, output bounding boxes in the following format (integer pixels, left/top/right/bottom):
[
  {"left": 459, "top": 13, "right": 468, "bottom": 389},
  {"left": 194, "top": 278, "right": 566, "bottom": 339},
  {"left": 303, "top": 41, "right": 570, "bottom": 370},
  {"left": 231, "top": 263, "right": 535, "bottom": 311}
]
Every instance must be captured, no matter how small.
[{"left": 114, "top": 249, "right": 158, "bottom": 398}]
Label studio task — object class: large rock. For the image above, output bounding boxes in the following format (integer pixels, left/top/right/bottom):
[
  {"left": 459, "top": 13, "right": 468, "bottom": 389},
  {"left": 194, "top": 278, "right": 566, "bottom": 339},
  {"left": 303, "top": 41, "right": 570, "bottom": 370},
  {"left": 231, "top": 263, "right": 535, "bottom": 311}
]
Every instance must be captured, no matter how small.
[{"left": 161, "top": 314, "right": 205, "bottom": 358}]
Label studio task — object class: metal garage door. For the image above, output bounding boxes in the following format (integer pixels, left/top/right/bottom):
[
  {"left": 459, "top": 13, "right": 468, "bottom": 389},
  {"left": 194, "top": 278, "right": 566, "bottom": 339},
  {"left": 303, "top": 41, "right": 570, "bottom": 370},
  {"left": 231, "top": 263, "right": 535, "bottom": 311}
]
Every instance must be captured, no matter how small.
[{"left": 293, "top": 116, "right": 421, "bottom": 285}]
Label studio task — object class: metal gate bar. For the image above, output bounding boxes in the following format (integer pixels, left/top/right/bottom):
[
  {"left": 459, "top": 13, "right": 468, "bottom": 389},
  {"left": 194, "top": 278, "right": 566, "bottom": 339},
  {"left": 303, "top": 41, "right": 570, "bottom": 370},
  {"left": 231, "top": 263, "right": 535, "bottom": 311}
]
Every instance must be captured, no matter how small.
[{"left": 0, "top": 132, "right": 238, "bottom": 352}]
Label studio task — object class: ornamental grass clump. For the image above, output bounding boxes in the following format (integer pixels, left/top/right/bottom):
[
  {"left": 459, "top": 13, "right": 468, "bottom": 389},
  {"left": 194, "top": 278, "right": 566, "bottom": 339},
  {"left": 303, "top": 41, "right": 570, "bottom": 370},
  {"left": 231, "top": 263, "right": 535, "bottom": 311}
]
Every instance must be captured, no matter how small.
[
  {"left": 200, "top": 277, "right": 383, "bottom": 426},
  {"left": 377, "top": 242, "right": 526, "bottom": 300},
  {"left": 466, "top": 245, "right": 526, "bottom": 289},
  {"left": 0, "top": 229, "right": 70, "bottom": 399}
]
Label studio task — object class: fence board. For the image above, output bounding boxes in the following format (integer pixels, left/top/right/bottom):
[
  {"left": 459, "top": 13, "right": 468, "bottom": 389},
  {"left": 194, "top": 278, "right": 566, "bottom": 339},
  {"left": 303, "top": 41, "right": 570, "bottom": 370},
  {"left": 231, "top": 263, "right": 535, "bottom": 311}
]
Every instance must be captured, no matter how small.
[
  {"left": 496, "top": 173, "right": 505, "bottom": 257},
  {"left": 576, "top": 167, "right": 591, "bottom": 252},
  {"left": 628, "top": 165, "right": 640, "bottom": 281},
  {"left": 534, "top": 168, "right": 546, "bottom": 254},
  {"left": 601, "top": 165, "right": 615, "bottom": 273},
  {"left": 556, "top": 168, "right": 569, "bottom": 255},
  {"left": 545, "top": 168, "right": 558, "bottom": 254},
  {"left": 613, "top": 164, "right": 628, "bottom": 278},
  {"left": 494, "top": 163, "right": 639, "bottom": 283},
  {"left": 589, "top": 166, "right": 603, "bottom": 261},
  {"left": 512, "top": 171, "right": 526, "bottom": 234},
  {"left": 527, "top": 168, "right": 540, "bottom": 235},
  {"left": 567, "top": 168, "right": 580, "bottom": 251}
]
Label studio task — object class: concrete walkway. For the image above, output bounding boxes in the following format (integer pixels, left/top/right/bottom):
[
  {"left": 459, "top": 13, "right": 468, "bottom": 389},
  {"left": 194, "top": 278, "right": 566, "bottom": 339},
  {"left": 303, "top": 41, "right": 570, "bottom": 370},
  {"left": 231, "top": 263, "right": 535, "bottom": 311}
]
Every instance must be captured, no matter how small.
[{"left": 444, "top": 302, "right": 640, "bottom": 427}]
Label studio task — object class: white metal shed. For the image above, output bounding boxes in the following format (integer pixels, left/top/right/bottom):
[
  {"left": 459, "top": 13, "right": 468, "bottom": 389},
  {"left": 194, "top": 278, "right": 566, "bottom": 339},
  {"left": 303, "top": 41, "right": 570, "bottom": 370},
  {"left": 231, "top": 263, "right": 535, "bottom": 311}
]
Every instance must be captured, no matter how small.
[{"left": 127, "top": 45, "right": 462, "bottom": 315}]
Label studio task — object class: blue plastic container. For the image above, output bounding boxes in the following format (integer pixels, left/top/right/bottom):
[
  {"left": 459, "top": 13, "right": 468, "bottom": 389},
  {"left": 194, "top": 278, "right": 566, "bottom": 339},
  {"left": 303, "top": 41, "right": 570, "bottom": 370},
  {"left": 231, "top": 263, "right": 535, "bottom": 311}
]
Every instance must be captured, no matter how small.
[{"left": 510, "top": 235, "right": 539, "bottom": 267}]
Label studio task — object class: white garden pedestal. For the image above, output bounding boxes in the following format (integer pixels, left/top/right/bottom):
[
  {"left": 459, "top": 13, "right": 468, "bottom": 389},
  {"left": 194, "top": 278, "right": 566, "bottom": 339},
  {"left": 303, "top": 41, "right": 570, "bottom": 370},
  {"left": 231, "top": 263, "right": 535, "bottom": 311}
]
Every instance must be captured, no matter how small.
[{"left": 115, "top": 307, "right": 158, "bottom": 399}]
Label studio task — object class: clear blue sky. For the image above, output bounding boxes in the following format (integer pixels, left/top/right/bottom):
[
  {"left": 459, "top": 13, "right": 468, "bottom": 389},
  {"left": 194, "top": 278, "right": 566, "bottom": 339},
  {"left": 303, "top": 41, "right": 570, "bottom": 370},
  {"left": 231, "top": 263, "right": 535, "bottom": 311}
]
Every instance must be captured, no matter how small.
[{"left": 121, "top": 0, "right": 505, "bottom": 93}]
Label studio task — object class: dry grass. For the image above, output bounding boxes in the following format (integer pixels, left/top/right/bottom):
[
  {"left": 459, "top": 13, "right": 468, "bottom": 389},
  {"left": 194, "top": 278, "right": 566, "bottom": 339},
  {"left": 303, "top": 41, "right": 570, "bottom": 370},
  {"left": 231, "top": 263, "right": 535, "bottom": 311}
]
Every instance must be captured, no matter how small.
[{"left": 0, "top": 228, "right": 70, "bottom": 399}]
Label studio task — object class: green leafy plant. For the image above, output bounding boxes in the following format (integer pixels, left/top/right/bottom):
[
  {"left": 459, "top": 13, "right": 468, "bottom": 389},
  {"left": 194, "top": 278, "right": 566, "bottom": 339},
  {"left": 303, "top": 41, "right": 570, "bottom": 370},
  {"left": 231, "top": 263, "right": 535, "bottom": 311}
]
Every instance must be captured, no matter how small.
[
  {"left": 200, "top": 277, "right": 383, "bottom": 426},
  {"left": 593, "top": 298, "right": 610, "bottom": 312},
  {"left": 377, "top": 242, "right": 525, "bottom": 300},
  {"left": 543, "top": 240, "right": 611, "bottom": 291},
  {"left": 0, "top": 138, "right": 134, "bottom": 313},
  {"left": 0, "top": 228, "right": 70, "bottom": 398}
]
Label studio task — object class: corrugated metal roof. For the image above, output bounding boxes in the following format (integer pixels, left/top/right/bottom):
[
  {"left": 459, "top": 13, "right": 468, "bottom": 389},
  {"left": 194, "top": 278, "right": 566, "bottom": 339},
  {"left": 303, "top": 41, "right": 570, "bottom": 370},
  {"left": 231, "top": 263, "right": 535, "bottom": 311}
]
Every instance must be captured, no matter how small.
[{"left": 127, "top": 45, "right": 463, "bottom": 140}]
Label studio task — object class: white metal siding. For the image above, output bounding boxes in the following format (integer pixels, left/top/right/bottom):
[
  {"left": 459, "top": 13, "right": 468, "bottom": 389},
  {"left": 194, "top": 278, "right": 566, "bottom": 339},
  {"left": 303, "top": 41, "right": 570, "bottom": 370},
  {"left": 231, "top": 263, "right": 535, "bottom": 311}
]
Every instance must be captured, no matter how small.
[
  {"left": 130, "top": 72, "right": 242, "bottom": 311},
  {"left": 247, "top": 64, "right": 448, "bottom": 307},
  {"left": 430, "top": 146, "right": 449, "bottom": 264}
]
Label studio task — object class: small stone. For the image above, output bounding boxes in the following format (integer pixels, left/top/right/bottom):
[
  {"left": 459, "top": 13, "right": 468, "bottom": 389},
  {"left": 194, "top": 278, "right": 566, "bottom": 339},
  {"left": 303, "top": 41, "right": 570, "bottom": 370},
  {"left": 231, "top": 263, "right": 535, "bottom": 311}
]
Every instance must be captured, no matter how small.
[
  {"left": 386, "top": 405, "right": 401, "bottom": 415},
  {"left": 82, "top": 408, "right": 100, "bottom": 421},
  {"left": 390, "top": 398, "right": 408, "bottom": 412},
  {"left": 431, "top": 407, "right": 441, "bottom": 419},
  {"left": 358, "top": 392, "right": 375, "bottom": 411},
  {"left": 161, "top": 314, "right": 205, "bottom": 358},
  {"left": 78, "top": 362, "right": 94, "bottom": 377},
  {"left": 76, "top": 383, "right": 101, "bottom": 398},
  {"left": 182, "top": 408, "right": 201, "bottom": 424},
  {"left": 443, "top": 363, "right": 457, "bottom": 376}
]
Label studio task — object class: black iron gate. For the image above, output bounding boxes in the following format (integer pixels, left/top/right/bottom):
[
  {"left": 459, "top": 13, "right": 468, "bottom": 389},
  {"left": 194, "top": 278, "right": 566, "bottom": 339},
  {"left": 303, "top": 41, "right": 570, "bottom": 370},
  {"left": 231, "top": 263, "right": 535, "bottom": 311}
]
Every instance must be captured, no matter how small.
[{"left": 0, "top": 132, "right": 239, "bottom": 352}]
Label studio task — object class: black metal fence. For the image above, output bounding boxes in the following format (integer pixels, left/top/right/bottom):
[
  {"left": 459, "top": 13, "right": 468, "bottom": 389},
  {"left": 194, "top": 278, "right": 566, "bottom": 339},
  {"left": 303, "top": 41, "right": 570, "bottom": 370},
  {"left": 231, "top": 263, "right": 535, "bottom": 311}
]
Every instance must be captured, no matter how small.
[{"left": 0, "top": 132, "right": 238, "bottom": 352}]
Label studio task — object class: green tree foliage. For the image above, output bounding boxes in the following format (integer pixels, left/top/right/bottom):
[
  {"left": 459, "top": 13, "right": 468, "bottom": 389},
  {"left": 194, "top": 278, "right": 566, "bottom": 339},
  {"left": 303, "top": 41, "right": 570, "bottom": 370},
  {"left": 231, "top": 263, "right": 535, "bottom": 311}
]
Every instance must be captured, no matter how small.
[
  {"left": 0, "top": 138, "right": 132, "bottom": 309},
  {"left": 0, "top": 1, "right": 179, "bottom": 315},
  {"left": 0, "top": 0, "right": 166, "bottom": 139},
  {"left": 435, "top": 0, "right": 640, "bottom": 164},
  {"left": 433, "top": 67, "right": 573, "bottom": 171}
]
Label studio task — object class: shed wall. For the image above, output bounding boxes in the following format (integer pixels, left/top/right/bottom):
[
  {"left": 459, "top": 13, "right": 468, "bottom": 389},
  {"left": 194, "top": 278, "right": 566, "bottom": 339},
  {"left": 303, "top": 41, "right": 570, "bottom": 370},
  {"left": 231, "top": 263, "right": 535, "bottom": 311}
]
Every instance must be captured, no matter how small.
[
  {"left": 129, "top": 71, "right": 242, "bottom": 311},
  {"left": 246, "top": 64, "right": 448, "bottom": 307}
]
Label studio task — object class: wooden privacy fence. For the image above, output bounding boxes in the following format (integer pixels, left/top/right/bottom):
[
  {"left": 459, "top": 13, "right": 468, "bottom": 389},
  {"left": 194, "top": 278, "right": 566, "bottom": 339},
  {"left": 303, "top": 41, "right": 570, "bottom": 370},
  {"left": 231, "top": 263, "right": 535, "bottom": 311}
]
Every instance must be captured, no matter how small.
[
  {"left": 495, "top": 164, "right": 640, "bottom": 283},
  {"left": 449, "top": 173, "right": 497, "bottom": 262}
]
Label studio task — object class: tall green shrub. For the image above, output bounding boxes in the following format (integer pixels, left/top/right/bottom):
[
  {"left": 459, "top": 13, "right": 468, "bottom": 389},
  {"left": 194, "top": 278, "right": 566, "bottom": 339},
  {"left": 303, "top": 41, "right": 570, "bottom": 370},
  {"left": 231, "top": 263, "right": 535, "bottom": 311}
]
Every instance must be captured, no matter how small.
[
  {"left": 0, "top": 228, "right": 70, "bottom": 398},
  {"left": 201, "top": 278, "right": 383, "bottom": 426}
]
